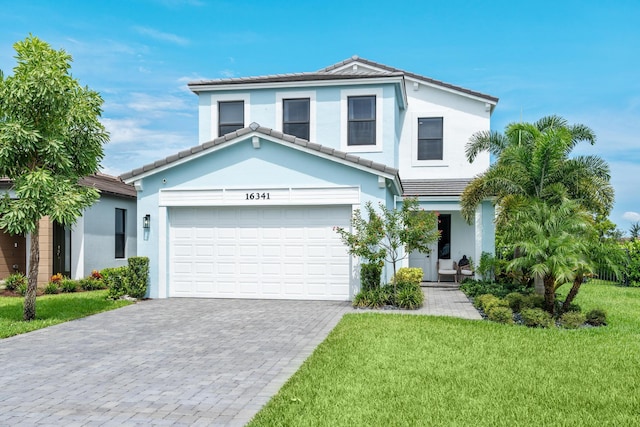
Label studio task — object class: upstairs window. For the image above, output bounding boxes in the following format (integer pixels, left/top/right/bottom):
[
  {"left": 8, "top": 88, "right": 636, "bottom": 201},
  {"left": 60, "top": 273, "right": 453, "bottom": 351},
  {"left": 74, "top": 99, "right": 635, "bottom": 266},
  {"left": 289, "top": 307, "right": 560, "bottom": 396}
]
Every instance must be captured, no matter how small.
[
  {"left": 417, "top": 117, "right": 443, "bottom": 160},
  {"left": 283, "top": 98, "right": 310, "bottom": 140},
  {"left": 115, "top": 208, "right": 126, "bottom": 259},
  {"left": 218, "top": 101, "right": 244, "bottom": 136},
  {"left": 348, "top": 96, "right": 376, "bottom": 146}
]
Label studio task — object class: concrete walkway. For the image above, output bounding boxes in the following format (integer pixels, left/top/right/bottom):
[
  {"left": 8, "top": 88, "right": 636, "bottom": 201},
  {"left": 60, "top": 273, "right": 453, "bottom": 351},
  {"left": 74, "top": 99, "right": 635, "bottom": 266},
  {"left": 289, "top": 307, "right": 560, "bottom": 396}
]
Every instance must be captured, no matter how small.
[{"left": 0, "top": 286, "right": 480, "bottom": 426}]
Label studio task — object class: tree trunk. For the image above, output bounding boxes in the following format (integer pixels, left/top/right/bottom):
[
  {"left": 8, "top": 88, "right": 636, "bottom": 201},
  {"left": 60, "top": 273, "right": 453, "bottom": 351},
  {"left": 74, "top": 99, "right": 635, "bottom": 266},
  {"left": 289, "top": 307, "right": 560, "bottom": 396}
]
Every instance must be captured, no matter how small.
[
  {"left": 24, "top": 222, "right": 40, "bottom": 321},
  {"left": 543, "top": 276, "right": 556, "bottom": 315},
  {"left": 534, "top": 276, "right": 545, "bottom": 295},
  {"left": 561, "top": 275, "right": 583, "bottom": 314}
]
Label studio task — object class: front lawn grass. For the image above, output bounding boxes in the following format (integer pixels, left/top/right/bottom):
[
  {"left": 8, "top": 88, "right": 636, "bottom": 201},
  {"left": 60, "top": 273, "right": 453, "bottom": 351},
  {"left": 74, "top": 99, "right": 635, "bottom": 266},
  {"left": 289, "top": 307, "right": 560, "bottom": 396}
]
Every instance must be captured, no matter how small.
[
  {"left": 0, "top": 290, "right": 133, "bottom": 339},
  {"left": 249, "top": 283, "right": 640, "bottom": 426}
]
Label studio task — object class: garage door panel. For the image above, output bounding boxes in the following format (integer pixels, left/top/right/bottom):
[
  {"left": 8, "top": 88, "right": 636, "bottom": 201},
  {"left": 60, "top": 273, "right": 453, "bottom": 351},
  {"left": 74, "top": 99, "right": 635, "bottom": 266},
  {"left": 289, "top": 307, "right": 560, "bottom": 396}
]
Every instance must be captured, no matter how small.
[{"left": 169, "top": 206, "right": 351, "bottom": 300}]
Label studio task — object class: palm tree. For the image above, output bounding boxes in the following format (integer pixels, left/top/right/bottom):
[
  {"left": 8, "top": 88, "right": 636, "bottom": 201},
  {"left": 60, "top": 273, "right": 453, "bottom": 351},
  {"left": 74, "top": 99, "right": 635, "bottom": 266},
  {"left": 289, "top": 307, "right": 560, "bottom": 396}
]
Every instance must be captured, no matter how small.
[
  {"left": 461, "top": 115, "right": 614, "bottom": 225},
  {"left": 630, "top": 222, "right": 640, "bottom": 240},
  {"left": 502, "top": 199, "right": 593, "bottom": 314}
]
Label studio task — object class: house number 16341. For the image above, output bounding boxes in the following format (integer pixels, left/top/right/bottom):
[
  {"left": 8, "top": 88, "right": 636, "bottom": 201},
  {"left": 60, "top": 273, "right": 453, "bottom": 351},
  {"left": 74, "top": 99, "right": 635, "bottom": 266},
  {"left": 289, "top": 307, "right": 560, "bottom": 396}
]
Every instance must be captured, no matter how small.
[{"left": 245, "top": 192, "right": 270, "bottom": 200}]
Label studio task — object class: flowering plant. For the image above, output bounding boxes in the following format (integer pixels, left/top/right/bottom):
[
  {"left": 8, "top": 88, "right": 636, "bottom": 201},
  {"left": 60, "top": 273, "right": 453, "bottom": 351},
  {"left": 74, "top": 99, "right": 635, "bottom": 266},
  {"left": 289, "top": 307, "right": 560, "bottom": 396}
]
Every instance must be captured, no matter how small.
[{"left": 50, "top": 273, "right": 63, "bottom": 284}]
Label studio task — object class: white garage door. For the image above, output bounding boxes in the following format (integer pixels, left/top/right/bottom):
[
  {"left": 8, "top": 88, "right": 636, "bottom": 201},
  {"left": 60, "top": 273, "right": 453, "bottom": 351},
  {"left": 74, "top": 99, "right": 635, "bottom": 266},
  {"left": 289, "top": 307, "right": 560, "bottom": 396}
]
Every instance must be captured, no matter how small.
[{"left": 169, "top": 205, "right": 351, "bottom": 300}]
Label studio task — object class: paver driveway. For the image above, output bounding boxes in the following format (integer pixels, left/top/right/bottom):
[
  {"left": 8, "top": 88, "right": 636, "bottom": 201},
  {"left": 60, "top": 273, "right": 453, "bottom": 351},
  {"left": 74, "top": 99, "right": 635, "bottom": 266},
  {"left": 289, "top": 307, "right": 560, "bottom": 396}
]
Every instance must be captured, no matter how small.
[{"left": 0, "top": 298, "right": 350, "bottom": 426}]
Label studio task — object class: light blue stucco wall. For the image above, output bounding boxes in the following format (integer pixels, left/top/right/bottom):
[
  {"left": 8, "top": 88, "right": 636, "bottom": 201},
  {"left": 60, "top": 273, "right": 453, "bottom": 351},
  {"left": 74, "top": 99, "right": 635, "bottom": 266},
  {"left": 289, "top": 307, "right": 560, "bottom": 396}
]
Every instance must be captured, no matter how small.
[
  {"left": 82, "top": 194, "right": 137, "bottom": 272},
  {"left": 198, "top": 83, "right": 401, "bottom": 169},
  {"left": 136, "top": 136, "right": 396, "bottom": 298}
]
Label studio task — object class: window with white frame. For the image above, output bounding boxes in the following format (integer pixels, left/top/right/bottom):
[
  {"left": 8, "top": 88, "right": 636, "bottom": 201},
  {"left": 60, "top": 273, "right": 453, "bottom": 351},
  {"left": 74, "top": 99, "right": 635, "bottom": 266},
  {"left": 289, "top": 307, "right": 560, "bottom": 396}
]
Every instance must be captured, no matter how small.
[
  {"left": 417, "top": 117, "right": 443, "bottom": 160},
  {"left": 347, "top": 96, "right": 376, "bottom": 146},
  {"left": 283, "top": 98, "right": 310, "bottom": 139},
  {"left": 218, "top": 101, "right": 244, "bottom": 136}
]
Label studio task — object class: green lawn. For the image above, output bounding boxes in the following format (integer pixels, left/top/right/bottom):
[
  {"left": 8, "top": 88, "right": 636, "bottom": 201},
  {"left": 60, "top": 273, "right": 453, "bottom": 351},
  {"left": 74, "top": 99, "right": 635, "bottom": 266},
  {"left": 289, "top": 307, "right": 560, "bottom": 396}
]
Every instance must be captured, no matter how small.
[
  {"left": 249, "top": 283, "right": 640, "bottom": 426},
  {"left": 0, "top": 290, "right": 133, "bottom": 339}
]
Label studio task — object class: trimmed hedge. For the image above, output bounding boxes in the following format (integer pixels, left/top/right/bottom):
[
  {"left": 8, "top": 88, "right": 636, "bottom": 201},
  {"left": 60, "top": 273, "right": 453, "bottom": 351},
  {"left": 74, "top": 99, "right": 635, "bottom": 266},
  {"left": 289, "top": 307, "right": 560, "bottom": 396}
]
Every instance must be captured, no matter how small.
[{"left": 127, "top": 257, "right": 150, "bottom": 299}]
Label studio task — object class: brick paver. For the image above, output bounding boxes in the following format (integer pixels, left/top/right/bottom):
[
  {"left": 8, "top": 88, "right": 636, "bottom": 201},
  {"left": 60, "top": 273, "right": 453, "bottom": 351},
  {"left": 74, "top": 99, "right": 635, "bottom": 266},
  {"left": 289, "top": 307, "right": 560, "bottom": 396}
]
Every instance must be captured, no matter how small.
[
  {"left": 0, "top": 299, "right": 350, "bottom": 426},
  {"left": 0, "top": 287, "right": 480, "bottom": 426}
]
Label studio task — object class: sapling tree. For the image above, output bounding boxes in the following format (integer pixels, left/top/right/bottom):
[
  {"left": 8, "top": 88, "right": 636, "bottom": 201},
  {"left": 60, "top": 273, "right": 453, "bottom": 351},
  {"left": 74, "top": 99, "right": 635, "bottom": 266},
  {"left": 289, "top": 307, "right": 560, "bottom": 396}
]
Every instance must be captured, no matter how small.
[
  {"left": 0, "top": 36, "right": 108, "bottom": 320},
  {"left": 335, "top": 198, "right": 439, "bottom": 294}
]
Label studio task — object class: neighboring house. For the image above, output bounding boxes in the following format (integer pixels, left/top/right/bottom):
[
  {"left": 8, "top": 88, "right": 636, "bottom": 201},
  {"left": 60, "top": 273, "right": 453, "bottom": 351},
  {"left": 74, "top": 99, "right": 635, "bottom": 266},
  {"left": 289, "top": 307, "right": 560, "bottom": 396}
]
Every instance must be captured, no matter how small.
[
  {"left": 0, "top": 173, "right": 137, "bottom": 284},
  {"left": 121, "top": 56, "right": 498, "bottom": 300}
]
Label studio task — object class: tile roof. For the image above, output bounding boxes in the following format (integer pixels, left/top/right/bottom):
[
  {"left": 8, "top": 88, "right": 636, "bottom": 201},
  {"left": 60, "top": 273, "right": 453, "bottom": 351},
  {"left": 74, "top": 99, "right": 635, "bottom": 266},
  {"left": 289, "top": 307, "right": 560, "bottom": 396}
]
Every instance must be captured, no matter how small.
[
  {"left": 321, "top": 56, "right": 499, "bottom": 103},
  {"left": 187, "top": 55, "right": 498, "bottom": 103},
  {"left": 120, "top": 124, "right": 401, "bottom": 184},
  {"left": 79, "top": 173, "right": 136, "bottom": 198},
  {"left": 402, "top": 179, "right": 472, "bottom": 197},
  {"left": 0, "top": 173, "right": 135, "bottom": 198}
]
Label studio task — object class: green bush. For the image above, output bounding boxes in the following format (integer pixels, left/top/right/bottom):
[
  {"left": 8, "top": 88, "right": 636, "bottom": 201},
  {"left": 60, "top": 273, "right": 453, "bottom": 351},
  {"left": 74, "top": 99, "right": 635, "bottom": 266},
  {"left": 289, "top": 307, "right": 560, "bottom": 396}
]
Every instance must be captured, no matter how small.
[
  {"left": 622, "top": 239, "right": 640, "bottom": 286},
  {"left": 4, "top": 273, "right": 27, "bottom": 291},
  {"left": 473, "top": 294, "right": 509, "bottom": 313},
  {"left": 487, "top": 306, "right": 514, "bottom": 324},
  {"left": 17, "top": 282, "right": 28, "bottom": 296},
  {"left": 127, "top": 257, "right": 150, "bottom": 299},
  {"left": 505, "top": 292, "right": 526, "bottom": 312},
  {"left": 394, "top": 268, "right": 423, "bottom": 286},
  {"left": 521, "top": 308, "right": 554, "bottom": 328},
  {"left": 353, "top": 287, "right": 390, "bottom": 309},
  {"left": 44, "top": 282, "right": 59, "bottom": 294},
  {"left": 360, "top": 262, "right": 382, "bottom": 291},
  {"left": 60, "top": 279, "right": 78, "bottom": 293},
  {"left": 104, "top": 266, "right": 129, "bottom": 299},
  {"left": 559, "top": 311, "right": 586, "bottom": 329},
  {"left": 394, "top": 282, "right": 424, "bottom": 309},
  {"left": 80, "top": 277, "right": 105, "bottom": 291},
  {"left": 460, "top": 280, "right": 528, "bottom": 298},
  {"left": 473, "top": 294, "right": 497, "bottom": 310},
  {"left": 521, "top": 294, "right": 545, "bottom": 310},
  {"left": 586, "top": 308, "right": 608, "bottom": 326}
]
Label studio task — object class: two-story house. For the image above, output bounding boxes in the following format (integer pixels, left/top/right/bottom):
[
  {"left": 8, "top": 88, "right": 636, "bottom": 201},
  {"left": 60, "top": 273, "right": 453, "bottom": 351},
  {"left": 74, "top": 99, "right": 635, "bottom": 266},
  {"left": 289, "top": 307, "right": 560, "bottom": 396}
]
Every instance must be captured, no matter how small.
[{"left": 121, "top": 56, "right": 498, "bottom": 300}]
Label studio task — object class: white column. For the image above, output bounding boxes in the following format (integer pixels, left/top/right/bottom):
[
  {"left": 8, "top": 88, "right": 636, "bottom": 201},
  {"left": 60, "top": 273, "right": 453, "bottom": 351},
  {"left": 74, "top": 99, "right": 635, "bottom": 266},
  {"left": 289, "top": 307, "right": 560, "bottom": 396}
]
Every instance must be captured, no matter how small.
[{"left": 158, "top": 206, "right": 168, "bottom": 298}]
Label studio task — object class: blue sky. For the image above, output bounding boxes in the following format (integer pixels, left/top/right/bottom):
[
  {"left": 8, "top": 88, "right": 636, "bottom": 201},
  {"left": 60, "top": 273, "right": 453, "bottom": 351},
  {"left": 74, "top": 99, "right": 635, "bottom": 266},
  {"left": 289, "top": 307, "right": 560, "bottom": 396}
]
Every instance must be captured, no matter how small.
[{"left": 1, "top": 0, "right": 639, "bottom": 232}]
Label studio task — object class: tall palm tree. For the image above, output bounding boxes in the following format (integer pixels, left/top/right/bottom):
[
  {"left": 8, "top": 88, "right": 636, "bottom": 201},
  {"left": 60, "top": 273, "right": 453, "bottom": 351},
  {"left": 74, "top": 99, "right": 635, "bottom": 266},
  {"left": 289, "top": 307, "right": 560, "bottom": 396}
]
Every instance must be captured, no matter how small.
[{"left": 461, "top": 115, "right": 614, "bottom": 225}]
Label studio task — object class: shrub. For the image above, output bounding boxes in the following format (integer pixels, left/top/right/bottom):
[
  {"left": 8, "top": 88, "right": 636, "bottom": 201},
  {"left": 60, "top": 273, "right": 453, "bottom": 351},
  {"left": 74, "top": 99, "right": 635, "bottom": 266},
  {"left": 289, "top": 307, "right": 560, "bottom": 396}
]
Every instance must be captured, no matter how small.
[
  {"left": 521, "top": 294, "right": 545, "bottom": 310},
  {"left": 80, "top": 278, "right": 105, "bottom": 291},
  {"left": 460, "top": 280, "right": 528, "bottom": 298},
  {"left": 394, "top": 282, "right": 424, "bottom": 309},
  {"left": 559, "top": 311, "right": 586, "bottom": 329},
  {"left": 505, "top": 292, "right": 526, "bottom": 312},
  {"left": 521, "top": 308, "right": 554, "bottom": 328},
  {"left": 44, "top": 282, "right": 59, "bottom": 294},
  {"left": 394, "top": 268, "right": 423, "bottom": 286},
  {"left": 127, "top": 257, "right": 150, "bottom": 299},
  {"left": 17, "top": 282, "right": 28, "bottom": 296},
  {"left": 4, "top": 273, "right": 27, "bottom": 291},
  {"left": 473, "top": 294, "right": 509, "bottom": 313},
  {"left": 353, "top": 288, "right": 390, "bottom": 309},
  {"left": 90, "top": 269, "right": 103, "bottom": 280},
  {"left": 360, "top": 262, "right": 382, "bottom": 291},
  {"left": 104, "top": 267, "right": 129, "bottom": 299},
  {"left": 50, "top": 273, "right": 63, "bottom": 284},
  {"left": 487, "top": 306, "right": 514, "bottom": 324},
  {"left": 586, "top": 308, "right": 607, "bottom": 326},
  {"left": 60, "top": 279, "right": 78, "bottom": 293}
]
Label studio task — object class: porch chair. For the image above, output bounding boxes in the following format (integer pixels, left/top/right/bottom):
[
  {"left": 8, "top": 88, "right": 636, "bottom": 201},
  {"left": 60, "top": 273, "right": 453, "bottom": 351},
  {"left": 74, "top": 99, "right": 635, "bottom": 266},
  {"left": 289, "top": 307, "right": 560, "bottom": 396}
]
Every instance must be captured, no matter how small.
[{"left": 437, "top": 259, "right": 458, "bottom": 283}]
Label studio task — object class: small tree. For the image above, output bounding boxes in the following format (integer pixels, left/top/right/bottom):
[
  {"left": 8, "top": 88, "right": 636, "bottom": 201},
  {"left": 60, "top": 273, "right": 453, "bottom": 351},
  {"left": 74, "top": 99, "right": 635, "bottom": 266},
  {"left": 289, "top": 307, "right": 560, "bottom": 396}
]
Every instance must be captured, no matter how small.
[
  {"left": 335, "top": 198, "right": 439, "bottom": 294},
  {"left": 629, "top": 222, "right": 640, "bottom": 241},
  {"left": 0, "top": 36, "right": 108, "bottom": 320}
]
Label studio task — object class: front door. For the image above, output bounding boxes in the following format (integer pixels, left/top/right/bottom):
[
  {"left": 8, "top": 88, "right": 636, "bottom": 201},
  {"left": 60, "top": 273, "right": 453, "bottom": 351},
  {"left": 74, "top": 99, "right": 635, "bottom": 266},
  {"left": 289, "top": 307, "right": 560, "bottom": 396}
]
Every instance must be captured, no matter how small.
[{"left": 52, "top": 222, "right": 71, "bottom": 278}]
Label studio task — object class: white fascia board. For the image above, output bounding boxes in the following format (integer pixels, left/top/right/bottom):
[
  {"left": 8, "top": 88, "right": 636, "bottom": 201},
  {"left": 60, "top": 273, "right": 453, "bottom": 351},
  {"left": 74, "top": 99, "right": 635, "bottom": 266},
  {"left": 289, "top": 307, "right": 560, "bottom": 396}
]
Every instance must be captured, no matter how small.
[
  {"left": 188, "top": 76, "right": 405, "bottom": 93},
  {"left": 404, "top": 76, "right": 498, "bottom": 107}
]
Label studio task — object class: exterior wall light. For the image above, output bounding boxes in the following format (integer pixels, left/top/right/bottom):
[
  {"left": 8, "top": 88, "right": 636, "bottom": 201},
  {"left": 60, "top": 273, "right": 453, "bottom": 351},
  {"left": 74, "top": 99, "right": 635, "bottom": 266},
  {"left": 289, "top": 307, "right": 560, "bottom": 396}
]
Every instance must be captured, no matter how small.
[{"left": 143, "top": 214, "right": 151, "bottom": 230}]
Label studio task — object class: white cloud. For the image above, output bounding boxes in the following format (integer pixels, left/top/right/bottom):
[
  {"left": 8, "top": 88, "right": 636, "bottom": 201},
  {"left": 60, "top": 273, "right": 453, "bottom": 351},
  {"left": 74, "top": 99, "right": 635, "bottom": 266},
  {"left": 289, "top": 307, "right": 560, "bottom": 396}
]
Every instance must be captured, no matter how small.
[
  {"left": 133, "top": 26, "right": 189, "bottom": 46},
  {"left": 100, "top": 117, "right": 194, "bottom": 174},
  {"left": 623, "top": 212, "right": 640, "bottom": 222},
  {"left": 126, "top": 92, "right": 190, "bottom": 115}
]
